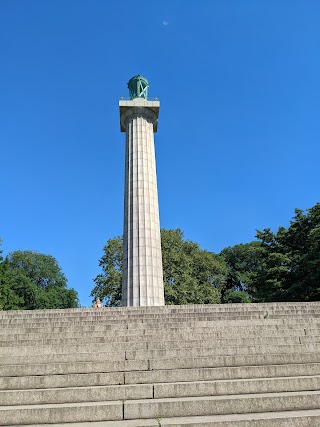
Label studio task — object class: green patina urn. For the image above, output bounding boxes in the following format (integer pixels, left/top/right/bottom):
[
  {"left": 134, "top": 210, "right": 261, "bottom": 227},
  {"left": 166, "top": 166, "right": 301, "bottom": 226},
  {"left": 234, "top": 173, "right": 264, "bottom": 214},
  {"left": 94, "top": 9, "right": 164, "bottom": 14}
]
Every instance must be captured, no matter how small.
[{"left": 127, "top": 75, "right": 149, "bottom": 100}]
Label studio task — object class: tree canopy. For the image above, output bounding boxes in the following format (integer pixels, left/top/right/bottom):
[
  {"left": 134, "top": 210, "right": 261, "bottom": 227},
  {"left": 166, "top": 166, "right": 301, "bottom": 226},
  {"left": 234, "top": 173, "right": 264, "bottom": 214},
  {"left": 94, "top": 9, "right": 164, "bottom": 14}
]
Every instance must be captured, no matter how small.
[
  {"left": 3, "top": 202, "right": 318, "bottom": 310},
  {"left": 92, "top": 203, "right": 320, "bottom": 306},
  {"left": 90, "top": 236, "right": 123, "bottom": 307},
  {"left": 253, "top": 203, "right": 320, "bottom": 302},
  {"left": 91, "top": 228, "right": 244, "bottom": 306},
  {"left": 0, "top": 249, "right": 79, "bottom": 310},
  {"left": 161, "top": 229, "right": 225, "bottom": 305},
  {"left": 220, "top": 241, "right": 263, "bottom": 301},
  {"left": 221, "top": 203, "right": 320, "bottom": 303}
]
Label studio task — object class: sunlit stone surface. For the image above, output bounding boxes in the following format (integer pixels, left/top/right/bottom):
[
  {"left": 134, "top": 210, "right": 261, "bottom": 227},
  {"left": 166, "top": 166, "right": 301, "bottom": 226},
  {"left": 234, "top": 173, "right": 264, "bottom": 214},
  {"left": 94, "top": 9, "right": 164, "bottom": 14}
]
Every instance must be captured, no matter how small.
[{"left": 120, "top": 98, "right": 165, "bottom": 306}]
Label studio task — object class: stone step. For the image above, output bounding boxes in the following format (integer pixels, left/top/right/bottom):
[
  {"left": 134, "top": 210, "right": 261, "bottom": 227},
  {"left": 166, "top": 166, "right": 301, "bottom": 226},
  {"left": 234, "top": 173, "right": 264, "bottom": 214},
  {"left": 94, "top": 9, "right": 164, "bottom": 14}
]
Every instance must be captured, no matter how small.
[
  {"left": 0, "top": 360, "right": 320, "bottom": 390},
  {"left": 147, "top": 335, "right": 318, "bottom": 350},
  {"left": 0, "top": 324, "right": 310, "bottom": 339},
  {"left": 149, "top": 351, "right": 320, "bottom": 371},
  {"left": 1, "top": 340, "right": 319, "bottom": 360},
  {"left": 2, "top": 375, "right": 320, "bottom": 406},
  {"left": 1, "top": 303, "right": 320, "bottom": 426},
  {"left": 0, "top": 350, "right": 126, "bottom": 366},
  {"left": 1, "top": 302, "right": 318, "bottom": 317},
  {"left": 0, "top": 359, "right": 148, "bottom": 377},
  {"left": 153, "top": 375, "right": 320, "bottom": 399},
  {"left": 0, "top": 342, "right": 146, "bottom": 356},
  {"left": 2, "top": 340, "right": 319, "bottom": 362},
  {"left": 0, "top": 319, "right": 312, "bottom": 333},
  {"left": 0, "top": 323, "right": 320, "bottom": 341},
  {"left": 2, "top": 332, "right": 318, "bottom": 349},
  {"left": 0, "top": 312, "right": 320, "bottom": 327},
  {"left": 0, "top": 371, "right": 125, "bottom": 391},
  {"left": 2, "top": 323, "right": 319, "bottom": 338},
  {"left": 2, "top": 391, "right": 320, "bottom": 425},
  {"left": 0, "top": 383, "right": 153, "bottom": 405},
  {"left": 124, "top": 390, "right": 320, "bottom": 419},
  {"left": 0, "top": 401, "right": 123, "bottom": 425},
  {"left": 0, "top": 329, "right": 320, "bottom": 347},
  {"left": 15, "top": 410, "right": 320, "bottom": 426},
  {"left": 0, "top": 307, "right": 320, "bottom": 324},
  {"left": 1, "top": 332, "right": 318, "bottom": 365},
  {"left": 3, "top": 311, "right": 304, "bottom": 321},
  {"left": 1, "top": 317, "right": 319, "bottom": 330},
  {"left": 126, "top": 362, "right": 320, "bottom": 384},
  {"left": 2, "top": 360, "right": 320, "bottom": 391},
  {"left": 146, "top": 336, "right": 317, "bottom": 350},
  {"left": 127, "top": 342, "right": 320, "bottom": 361}
]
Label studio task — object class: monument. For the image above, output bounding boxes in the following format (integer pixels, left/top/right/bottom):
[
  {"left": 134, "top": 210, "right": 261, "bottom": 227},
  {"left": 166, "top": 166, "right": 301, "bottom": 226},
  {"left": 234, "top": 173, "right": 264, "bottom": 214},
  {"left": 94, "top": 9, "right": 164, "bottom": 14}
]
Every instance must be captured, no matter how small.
[{"left": 119, "top": 75, "right": 165, "bottom": 306}]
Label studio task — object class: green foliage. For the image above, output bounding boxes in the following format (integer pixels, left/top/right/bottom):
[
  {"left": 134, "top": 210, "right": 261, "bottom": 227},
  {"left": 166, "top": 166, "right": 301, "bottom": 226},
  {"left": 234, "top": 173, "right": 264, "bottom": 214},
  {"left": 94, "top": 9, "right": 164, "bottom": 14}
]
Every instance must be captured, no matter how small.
[
  {"left": 221, "top": 202, "right": 320, "bottom": 303},
  {"left": 161, "top": 229, "right": 224, "bottom": 305},
  {"left": 0, "top": 238, "right": 3, "bottom": 262},
  {"left": 0, "top": 249, "right": 79, "bottom": 310},
  {"left": 0, "top": 259, "right": 25, "bottom": 310},
  {"left": 6, "top": 251, "right": 67, "bottom": 290},
  {"left": 92, "top": 229, "right": 226, "bottom": 306},
  {"left": 220, "top": 241, "right": 262, "bottom": 302},
  {"left": 222, "top": 289, "right": 251, "bottom": 304},
  {"left": 254, "top": 203, "right": 320, "bottom": 302},
  {"left": 90, "top": 236, "right": 123, "bottom": 307}
]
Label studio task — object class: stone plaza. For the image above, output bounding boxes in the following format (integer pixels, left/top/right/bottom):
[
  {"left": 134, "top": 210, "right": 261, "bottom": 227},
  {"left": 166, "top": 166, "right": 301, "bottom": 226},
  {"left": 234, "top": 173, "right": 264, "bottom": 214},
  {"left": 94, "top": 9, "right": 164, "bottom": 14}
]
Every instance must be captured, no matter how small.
[{"left": 1, "top": 303, "right": 320, "bottom": 425}]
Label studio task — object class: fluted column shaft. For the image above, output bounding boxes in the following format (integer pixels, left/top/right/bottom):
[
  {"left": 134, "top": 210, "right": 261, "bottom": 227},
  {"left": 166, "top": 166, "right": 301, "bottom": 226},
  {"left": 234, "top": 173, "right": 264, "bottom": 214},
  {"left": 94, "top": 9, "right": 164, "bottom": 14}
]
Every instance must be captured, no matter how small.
[{"left": 121, "top": 106, "right": 164, "bottom": 306}]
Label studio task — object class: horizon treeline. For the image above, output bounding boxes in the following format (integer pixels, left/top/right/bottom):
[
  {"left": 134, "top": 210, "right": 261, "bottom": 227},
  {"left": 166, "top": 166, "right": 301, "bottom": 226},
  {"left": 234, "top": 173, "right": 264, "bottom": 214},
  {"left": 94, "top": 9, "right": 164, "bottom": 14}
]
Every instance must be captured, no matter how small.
[
  {"left": 1, "top": 202, "right": 319, "bottom": 310},
  {"left": 92, "top": 202, "right": 320, "bottom": 307}
]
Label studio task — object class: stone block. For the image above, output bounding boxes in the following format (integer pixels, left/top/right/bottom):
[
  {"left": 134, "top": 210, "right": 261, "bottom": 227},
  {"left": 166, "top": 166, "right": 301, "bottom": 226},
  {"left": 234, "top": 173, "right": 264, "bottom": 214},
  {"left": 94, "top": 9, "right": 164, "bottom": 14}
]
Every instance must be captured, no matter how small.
[
  {"left": 124, "top": 391, "right": 320, "bottom": 419},
  {"left": 125, "top": 363, "right": 320, "bottom": 385},
  {"left": 126, "top": 343, "right": 320, "bottom": 361},
  {"left": 0, "top": 372, "right": 124, "bottom": 390},
  {"left": 0, "top": 384, "right": 153, "bottom": 405},
  {"left": 0, "top": 401, "right": 123, "bottom": 425},
  {"left": 153, "top": 376, "right": 320, "bottom": 399}
]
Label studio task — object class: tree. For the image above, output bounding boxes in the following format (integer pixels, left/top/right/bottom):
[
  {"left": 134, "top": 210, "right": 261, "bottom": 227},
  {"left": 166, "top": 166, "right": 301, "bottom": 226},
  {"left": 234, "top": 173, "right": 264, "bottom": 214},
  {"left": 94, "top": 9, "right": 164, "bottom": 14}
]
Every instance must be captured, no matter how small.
[
  {"left": 220, "top": 241, "right": 262, "bottom": 302},
  {"left": 0, "top": 240, "right": 25, "bottom": 310},
  {"left": 92, "top": 203, "right": 320, "bottom": 306},
  {"left": 6, "top": 251, "right": 68, "bottom": 290},
  {"left": 90, "top": 237, "right": 123, "bottom": 307},
  {"left": 0, "top": 250, "right": 79, "bottom": 310},
  {"left": 91, "top": 229, "right": 226, "bottom": 306},
  {"left": 161, "top": 229, "right": 224, "bottom": 305},
  {"left": 255, "top": 203, "right": 320, "bottom": 302},
  {"left": 0, "top": 258, "right": 25, "bottom": 310},
  {"left": 220, "top": 203, "right": 320, "bottom": 302}
]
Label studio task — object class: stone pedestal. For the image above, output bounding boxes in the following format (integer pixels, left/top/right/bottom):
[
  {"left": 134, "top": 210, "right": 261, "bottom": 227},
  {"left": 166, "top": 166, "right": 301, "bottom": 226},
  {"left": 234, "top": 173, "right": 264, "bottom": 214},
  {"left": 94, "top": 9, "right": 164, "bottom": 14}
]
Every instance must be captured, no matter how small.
[{"left": 119, "top": 99, "right": 165, "bottom": 306}]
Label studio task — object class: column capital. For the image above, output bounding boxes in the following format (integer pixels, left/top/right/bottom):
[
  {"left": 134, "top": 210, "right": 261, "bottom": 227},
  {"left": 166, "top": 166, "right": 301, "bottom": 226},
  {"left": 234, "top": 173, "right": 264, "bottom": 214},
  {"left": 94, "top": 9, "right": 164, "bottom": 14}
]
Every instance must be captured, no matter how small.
[{"left": 119, "top": 100, "right": 160, "bottom": 133}]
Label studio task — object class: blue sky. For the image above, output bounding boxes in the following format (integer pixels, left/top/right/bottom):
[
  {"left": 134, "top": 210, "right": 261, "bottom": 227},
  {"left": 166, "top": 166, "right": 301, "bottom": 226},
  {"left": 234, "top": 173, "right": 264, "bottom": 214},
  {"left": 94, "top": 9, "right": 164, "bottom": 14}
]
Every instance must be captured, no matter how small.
[{"left": 1, "top": 1, "right": 319, "bottom": 307}]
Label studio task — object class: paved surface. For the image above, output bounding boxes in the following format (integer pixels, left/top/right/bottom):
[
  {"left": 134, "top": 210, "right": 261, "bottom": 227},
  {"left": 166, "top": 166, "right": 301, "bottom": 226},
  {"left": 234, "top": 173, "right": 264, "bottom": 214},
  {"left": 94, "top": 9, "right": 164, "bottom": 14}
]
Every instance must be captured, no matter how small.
[{"left": 1, "top": 302, "right": 320, "bottom": 426}]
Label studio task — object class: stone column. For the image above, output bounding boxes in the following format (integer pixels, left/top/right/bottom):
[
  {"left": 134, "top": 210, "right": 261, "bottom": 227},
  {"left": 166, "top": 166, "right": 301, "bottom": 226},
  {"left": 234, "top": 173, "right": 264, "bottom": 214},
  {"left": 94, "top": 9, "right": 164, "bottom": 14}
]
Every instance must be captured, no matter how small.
[{"left": 119, "top": 99, "right": 165, "bottom": 306}]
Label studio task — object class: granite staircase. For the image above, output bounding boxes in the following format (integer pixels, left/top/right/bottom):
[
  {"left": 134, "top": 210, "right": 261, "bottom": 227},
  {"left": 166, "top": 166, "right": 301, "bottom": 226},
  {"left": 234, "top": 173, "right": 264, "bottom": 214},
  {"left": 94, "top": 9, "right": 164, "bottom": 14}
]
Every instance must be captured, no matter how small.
[{"left": 1, "top": 302, "right": 320, "bottom": 426}]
